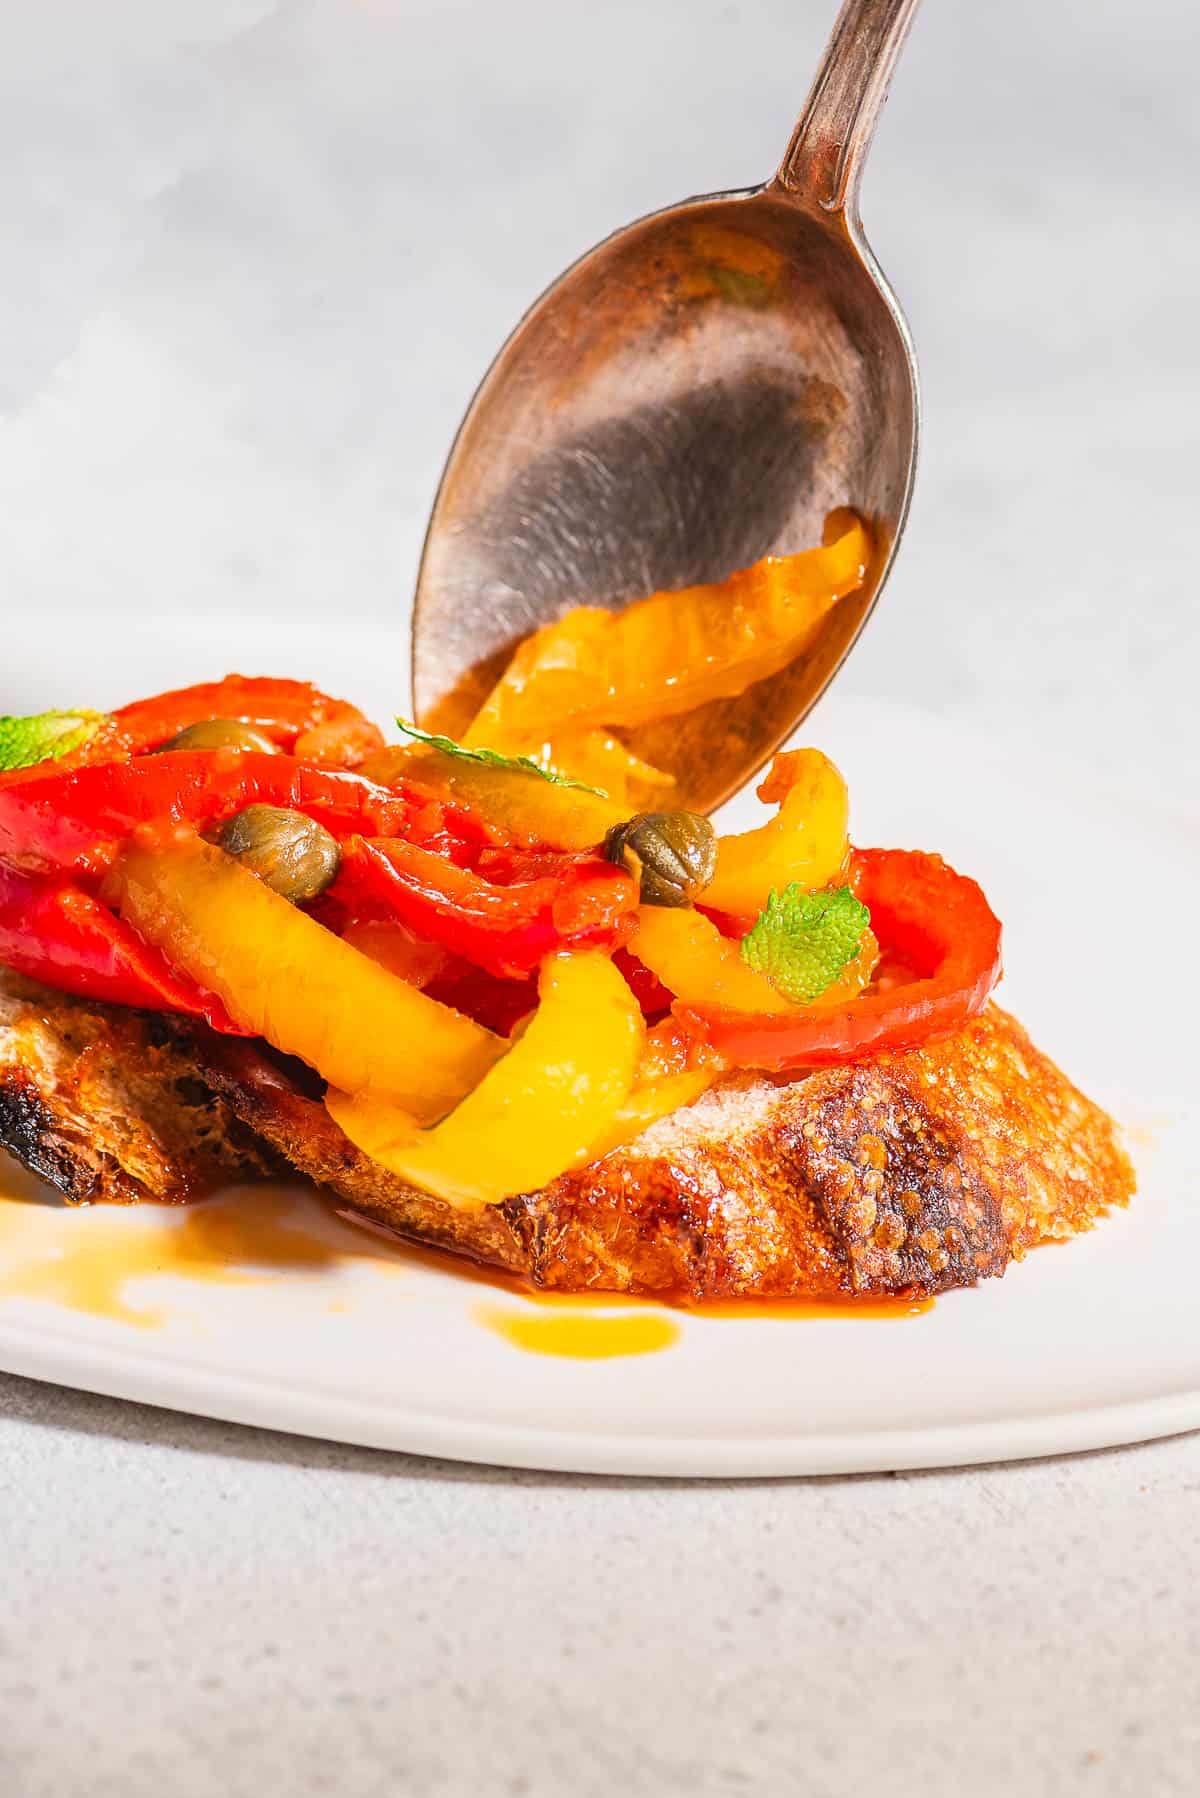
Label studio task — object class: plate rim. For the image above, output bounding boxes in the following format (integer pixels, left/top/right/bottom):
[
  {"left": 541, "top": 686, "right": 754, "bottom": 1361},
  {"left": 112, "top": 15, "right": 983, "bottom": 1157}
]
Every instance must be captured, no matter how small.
[{"left": 1, "top": 1319, "right": 1197, "bottom": 1476}]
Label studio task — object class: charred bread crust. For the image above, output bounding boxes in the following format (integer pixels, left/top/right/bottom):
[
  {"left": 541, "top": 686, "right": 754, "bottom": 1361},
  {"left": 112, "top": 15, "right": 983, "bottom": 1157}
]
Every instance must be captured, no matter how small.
[{"left": 0, "top": 973, "right": 281, "bottom": 1204}]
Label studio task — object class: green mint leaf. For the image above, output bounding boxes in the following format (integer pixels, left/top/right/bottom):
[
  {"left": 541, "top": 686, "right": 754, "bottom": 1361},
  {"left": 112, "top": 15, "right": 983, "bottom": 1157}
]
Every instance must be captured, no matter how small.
[
  {"left": 740, "top": 883, "right": 870, "bottom": 1005},
  {"left": 395, "top": 719, "right": 608, "bottom": 797},
  {"left": 0, "top": 710, "right": 106, "bottom": 773}
]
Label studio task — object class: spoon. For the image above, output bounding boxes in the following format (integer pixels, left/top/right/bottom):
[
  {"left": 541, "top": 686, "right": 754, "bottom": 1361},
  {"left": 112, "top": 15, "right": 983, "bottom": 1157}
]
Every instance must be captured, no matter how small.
[{"left": 412, "top": 0, "right": 922, "bottom": 814}]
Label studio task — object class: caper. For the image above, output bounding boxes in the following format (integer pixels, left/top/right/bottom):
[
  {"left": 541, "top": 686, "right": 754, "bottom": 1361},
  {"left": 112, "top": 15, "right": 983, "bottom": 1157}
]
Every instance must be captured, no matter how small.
[
  {"left": 604, "top": 810, "right": 718, "bottom": 908},
  {"left": 217, "top": 805, "right": 341, "bottom": 904},
  {"left": 156, "top": 718, "right": 279, "bottom": 755}
]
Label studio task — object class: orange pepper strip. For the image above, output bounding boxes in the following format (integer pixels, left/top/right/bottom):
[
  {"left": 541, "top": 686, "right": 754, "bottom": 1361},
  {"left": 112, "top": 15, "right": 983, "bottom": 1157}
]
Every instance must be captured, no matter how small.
[
  {"left": 632, "top": 905, "right": 793, "bottom": 1014},
  {"left": 465, "top": 512, "right": 871, "bottom": 745},
  {"left": 703, "top": 748, "right": 850, "bottom": 917}
]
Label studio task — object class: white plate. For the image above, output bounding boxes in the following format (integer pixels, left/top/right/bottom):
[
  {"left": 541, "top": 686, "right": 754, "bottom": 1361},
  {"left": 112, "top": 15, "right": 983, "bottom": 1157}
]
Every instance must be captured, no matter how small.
[{"left": 1, "top": 619, "right": 1197, "bottom": 1476}]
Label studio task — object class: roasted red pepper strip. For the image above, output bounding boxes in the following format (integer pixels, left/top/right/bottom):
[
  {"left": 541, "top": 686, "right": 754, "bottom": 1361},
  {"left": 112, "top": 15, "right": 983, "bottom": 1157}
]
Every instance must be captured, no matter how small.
[
  {"left": 613, "top": 947, "right": 674, "bottom": 1018},
  {"left": 0, "top": 865, "right": 244, "bottom": 1032},
  {"left": 111, "top": 675, "right": 385, "bottom": 765},
  {"left": 0, "top": 677, "right": 385, "bottom": 787},
  {"left": 342, "top": 917, "right": 538, "bottom": 1036},
  {"left": 423, "top": 963, "right": 539, "bottom": 1036},
  {"left": 0, "top": 753, "right": 418, "bottom": 880},
  {"left": 696, "top": 902, "right": 757, "bottom": 941},
  {"left": 678, "top": 848, "right": 1002, "bottom": 1069},
  {"left": 336, "top": 837, "right": 638, "bottom": 979}
]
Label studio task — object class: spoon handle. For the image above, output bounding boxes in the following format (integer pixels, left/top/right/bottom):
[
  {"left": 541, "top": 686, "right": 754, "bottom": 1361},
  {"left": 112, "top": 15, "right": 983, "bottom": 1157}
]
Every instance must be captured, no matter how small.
[{"left": 775, "top": 0, "right": 921, "bottom": 215}]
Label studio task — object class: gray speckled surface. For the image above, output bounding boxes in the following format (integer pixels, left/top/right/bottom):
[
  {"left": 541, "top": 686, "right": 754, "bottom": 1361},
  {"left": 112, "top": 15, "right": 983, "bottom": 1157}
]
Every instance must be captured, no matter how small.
[
  {"left": 2, "top": 1379, "right": 1198, "bottom": 1798},
  {"left": 2, "top": 2, "right": 1198, "bottom": 1792}
]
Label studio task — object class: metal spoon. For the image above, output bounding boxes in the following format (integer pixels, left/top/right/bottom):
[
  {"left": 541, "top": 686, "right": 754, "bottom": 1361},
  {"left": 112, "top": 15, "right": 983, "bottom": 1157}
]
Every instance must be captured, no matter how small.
[{"left": 412, "top": 0, "right": 922, "bottom": 814}]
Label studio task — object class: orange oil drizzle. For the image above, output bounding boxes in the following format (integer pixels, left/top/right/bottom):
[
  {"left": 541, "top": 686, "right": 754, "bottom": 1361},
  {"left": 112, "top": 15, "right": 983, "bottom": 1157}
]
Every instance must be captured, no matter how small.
[
  {"left": 0, "top": 1177, "right": 400, "bottom": 1329},
  {"left": 689, "top": 1294, "right": 932, "bottom": 1320},
  {"left": 470, "top": 1290, "right": 929, "bottom": 1360},
  {"left": 1, "top": 1164, "right": 931, "bottom": 1356},
  {"left": 474, "top": 1303, "right": 680, "bottom": 1360},
  {"left": 347, "top": 1228, "right": 931, "bottom": 1321}
]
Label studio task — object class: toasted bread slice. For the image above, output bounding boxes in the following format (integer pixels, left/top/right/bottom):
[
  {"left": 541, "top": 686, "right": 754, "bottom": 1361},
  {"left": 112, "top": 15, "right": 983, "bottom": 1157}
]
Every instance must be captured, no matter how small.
[
  {"left": 0, "top": 973, "right": 281, "bottom": 1203},
  {"left": 185, "top": 1005, "right": 1134, "bottom": 1298},
  {"left": 0, "top": 970, "right": 1133, "bottom": 1298}
]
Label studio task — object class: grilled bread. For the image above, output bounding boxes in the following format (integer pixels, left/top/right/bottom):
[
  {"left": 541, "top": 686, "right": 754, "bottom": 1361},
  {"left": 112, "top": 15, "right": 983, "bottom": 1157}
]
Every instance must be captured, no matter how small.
[
  {"left": 0, "top": 972, "right": 280, "bottom": 1203},
  {"left": 0, "top": 970, "right": 1133, "bottom": 1299}
]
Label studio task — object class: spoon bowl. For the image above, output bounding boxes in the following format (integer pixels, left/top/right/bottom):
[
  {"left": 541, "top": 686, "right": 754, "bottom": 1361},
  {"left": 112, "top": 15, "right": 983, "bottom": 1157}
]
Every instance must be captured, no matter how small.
[{"left": 413, "top": 0, "right": 921, "bottom": 814}]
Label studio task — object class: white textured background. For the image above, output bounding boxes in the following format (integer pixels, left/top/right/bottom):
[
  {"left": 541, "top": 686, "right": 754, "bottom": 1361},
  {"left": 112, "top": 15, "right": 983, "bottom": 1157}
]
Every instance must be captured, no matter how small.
[
  {"left": 2, "top": 2, "right": 1198, "bottom": 1794},
  {"left": 2, "top": 0, "right": 1198, "bottom": 792}
]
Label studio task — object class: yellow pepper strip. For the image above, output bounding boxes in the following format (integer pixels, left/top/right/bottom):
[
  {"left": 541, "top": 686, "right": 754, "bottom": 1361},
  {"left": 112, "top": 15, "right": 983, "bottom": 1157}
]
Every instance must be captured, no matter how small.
[
  {"left": 632, "top": 906, "right": 795, "bottom": 1014},
  {"left": 632, "top": 902, "right": 880, "bottom": 1014},
  {"left": 465, "top": 512, "right": 870, "bottom": 745},
  {"left": 359, "top": 745, "right": 627, "bottom": 852},
  {"left": 325, "top": 951, "right": 645, "bottom": 1208},
  {"left": 702, "top": 748, "right": 850, "bottom": 918},
  {"left": 109, "top": 834, "right": 501, "bottom": 1119}
]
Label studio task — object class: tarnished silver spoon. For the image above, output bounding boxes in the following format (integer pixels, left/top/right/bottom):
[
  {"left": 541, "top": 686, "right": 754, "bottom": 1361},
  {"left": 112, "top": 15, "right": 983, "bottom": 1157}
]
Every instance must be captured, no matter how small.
[{"left": 412, "top": 0, "right": 921, "bottom": 814}]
